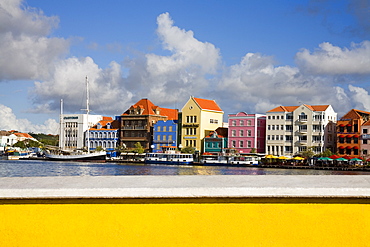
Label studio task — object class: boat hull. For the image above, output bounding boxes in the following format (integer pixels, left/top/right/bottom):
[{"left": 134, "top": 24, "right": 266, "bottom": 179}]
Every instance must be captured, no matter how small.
[{"left": 45, "top": 152, "right": 106, "bottom": 162}]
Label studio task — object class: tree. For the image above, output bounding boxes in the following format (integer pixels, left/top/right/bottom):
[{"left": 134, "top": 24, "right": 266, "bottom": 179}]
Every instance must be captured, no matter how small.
[
  {"left": 299, "top": 147, "right": 315, "bottom": 159},
  {"left": 181, "top": 146, "right": 196, "bottom": 154},
  {"left": 95, "top": 146, "right": 104, "bottom": 152},
  {"left": 316, "top": 149, "right": 333, "bottom": 157},
  {"left": 250, "top": 148, "right": 257, "bottom": 153},
  {"left": 133, "top": 142, "right": 144, "bottom": 154}
]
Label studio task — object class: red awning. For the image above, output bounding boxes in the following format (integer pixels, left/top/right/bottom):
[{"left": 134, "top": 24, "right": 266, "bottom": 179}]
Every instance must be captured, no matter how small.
[
  {"left": 353, "top": 135, "right": 359, "bottom": 138},
  {"left": 339, "top": 135, "right": 345, "bottom": 138},
  {"left": 346, "top": 135, "right": 353, "bottom": 138},
  {"left": 339, "top": 146, "right": 345, "bottom": 149},
  {"left": 353, "top": 146, "right": 359, "bottom": 149},
  {"left": 347, "top": 124, "right": 352, "bottom": 126},
  {"left": 339, "top": 124, "right": 345, "bottom": 127},
  {"left": 346, "top": 146, "right": 352, "bottom": 149}
]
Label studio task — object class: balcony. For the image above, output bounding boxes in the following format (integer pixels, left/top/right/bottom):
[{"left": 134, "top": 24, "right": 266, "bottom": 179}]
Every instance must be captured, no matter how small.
[{"left": 122, "top": 125, "right": 147, "bottom": 130}]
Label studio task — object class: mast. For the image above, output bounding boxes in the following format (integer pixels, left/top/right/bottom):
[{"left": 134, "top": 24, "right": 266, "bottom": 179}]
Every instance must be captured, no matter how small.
[
  {"left": 60, "top": 99, "right": 64, "bottom": 150},
  {"left": 86, "top": 76, "right": 90, "bottom": 153}
]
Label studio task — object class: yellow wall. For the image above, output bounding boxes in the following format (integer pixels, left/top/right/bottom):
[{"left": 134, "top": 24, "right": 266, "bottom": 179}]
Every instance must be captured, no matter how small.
[
  {"left": 1, "top": 198, "right": 369, "bottom": 247},
  {"left": 181, "top": 97, "right": 223, "bottom": 152}
]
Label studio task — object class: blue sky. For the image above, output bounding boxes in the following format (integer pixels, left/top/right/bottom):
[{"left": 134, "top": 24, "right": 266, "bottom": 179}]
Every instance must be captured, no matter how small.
[{"left": 0, "top": 0, "right": 369, "bottom": 134}]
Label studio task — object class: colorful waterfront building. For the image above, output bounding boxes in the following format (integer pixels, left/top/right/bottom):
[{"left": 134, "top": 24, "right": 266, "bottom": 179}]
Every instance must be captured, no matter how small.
[
  {"left": 152, "top": 120, "right": 178, "bottom": 152},
  {"left": 88, "top": 117, "right": 120, "bottom": 151},
  {"left": 336, "top": 109, "right": 370, "bottom": 158},
  {"left": 119, "top": 98, "right": 178, "bottom": 151},
  {"left": 266, "top": 104, "right": 337, "bottom": 156},
  {"left": 228, "top": 112, "right": 266, "bottom": 154},
  {"left": 203, "top": 127, "right": 228, "bottom": 154},
  {"left": 180, "top": 96, "right": 224, "bottom": 153}
]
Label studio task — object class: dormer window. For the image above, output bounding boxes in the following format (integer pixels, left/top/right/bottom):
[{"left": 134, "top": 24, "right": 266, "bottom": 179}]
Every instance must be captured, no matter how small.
[
  {"left": 97, "top": 123, "right": 102, "bottom": 129},
  {"left": 107, "top": 123, "right": 111, "bottom": 129}
]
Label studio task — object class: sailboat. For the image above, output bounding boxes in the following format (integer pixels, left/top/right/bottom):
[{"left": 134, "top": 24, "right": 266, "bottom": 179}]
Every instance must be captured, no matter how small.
[{"left": 45, "top": 77, "right": 107, "bottom": 162}]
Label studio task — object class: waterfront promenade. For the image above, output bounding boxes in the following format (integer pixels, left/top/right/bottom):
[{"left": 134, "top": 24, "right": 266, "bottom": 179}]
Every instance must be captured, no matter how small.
[{"left": 0, "top": 175, "right": 369, "bottom": 246}]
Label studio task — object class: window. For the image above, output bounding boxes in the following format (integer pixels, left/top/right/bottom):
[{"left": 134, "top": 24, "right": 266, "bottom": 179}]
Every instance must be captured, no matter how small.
[
  {"left": 186, "top": 116, "right": 190, "bottom": 123},
  {"left": 163, "top": 126, "right": 166, "bottom": 132},
  {"left": 247, "top": 141, "right": 251, "bottom": 148},
  {"left": 363, "top": 140, "right": 368, "bottom": 144},
  {"left": 286, "top": 125, "right": 293, "bottom": 131},
  {"left": 169, "top": 126, "right": 173, "bottom": 132},
  {"left": 232, "top": 120, "right": 236, "bottom": 126},
  {"left": 247, "top": 120, "right": 251, "bottom": 126},
  {"left": 247, "top": 130, "right": 251, "bottom": 137},
  {"left": 232, "top": 130, "right": 236, "bottom": 137},
  {"left": 194, "top": 116, "right": 197, "bottom": 123},
  {"left": 268, "top": 125, "right": 271, "bottom": 130},
  {"left": 267, "top": 135, "right": 270, "bottom": 140},
  {"left": 363, "top": 129, "right": 368, "bottom": 134},
  {"left": 239, "top": 141, "right": 244, "bottom": 147},
  {"left": 240, "top": 120, "right": 244, "bottom": 126},
  {"left": 239, "top": 130, "right": 244, "bottom": 137},
  {"left": 231, "top": 141, "right": 236, "bottom": 148},
  {"left": 285, "top": 135, "right": 293, "bottom": 141},
  {"left": 157, "top": 135, "right": 161, "bottom": 140}
]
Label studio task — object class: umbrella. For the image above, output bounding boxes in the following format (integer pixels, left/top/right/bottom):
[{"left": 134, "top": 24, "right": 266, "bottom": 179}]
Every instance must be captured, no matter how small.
[
  {"left": 335, "top": 157, "right": 348, "bottom": 161},
  {"left": 329, "top": 155, "right": 340, "bottom": 159},
  {"left": 293, "top": 157, "right": 305, "bottom": 160},
  {"left": 278, "top": 156, "right": 288, "bottom": 160},
  {"left": 265, "top": 154, "right": 278, "bottom": 159},
  {"left": 318, "top": 157, "right": 333, "bottom": 161},
  {"left": 350, "top": 158, "right": 362, "bottom": 161}
]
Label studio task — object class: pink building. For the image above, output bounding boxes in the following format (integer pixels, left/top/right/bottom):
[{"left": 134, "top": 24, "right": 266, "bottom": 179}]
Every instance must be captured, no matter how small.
[{"left": 228, "top": 112, "right": 266, "bottom": 154}]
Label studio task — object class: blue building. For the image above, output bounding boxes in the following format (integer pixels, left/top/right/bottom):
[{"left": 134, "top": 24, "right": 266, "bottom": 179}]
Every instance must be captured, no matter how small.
[
  {"left": 152, "top": 120, "right": 178, "bottom": 152},
  {"left": 88, "top": 117, "right": 120, "bottom": 152}
]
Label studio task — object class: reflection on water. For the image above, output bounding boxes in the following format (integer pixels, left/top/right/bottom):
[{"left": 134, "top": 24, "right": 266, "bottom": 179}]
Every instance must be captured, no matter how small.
[{"left": 0, "top": 159, "right": 369, "bottom": 177}]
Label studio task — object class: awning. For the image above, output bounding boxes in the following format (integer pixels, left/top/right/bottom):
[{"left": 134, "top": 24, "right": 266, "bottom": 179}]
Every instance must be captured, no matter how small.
[
  {"left": 346, "top": 135, "right": 353, "bottom": 138},
  {"left": 346, "top": 146, "right": 352, "bottom": 149},
  {"left": 353, "top": 146, "right": 359, "bottom": 149},
  {"left": 347, "top": 124, "right": 352, "bottom": 126},
  {"left": 339, "top": 146, "right": 345, "bottom": 149},
  {"left": 339, "top": 135, "right": 345, "bottom": 138},
  {"left": 353, "top": 135, "right": 359, "bottom": 138},
  {"left": 339, "top": 124, "right": 345, "bottom": 127}
]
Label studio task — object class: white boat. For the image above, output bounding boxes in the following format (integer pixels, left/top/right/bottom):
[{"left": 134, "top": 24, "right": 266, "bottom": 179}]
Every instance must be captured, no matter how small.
[
  {"left": 45, "top": 77, "right": 106, "bottom": 162},
  {"left": 145, "top": 153, "right": 193, "bottom": 165},
  {"left": 46, "top": 151, "right": 106, "bottom": 162},
  {"left": 229, "top": 156, "right": 259, "bottom": 165},
  {"left": 200, "top": 155, "right": 229, "bottom": 165}
]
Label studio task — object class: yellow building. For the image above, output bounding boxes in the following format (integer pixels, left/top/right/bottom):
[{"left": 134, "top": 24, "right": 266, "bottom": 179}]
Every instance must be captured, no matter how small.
[{"left": 180, "top": 96, "right": 223, "bottom": 152}]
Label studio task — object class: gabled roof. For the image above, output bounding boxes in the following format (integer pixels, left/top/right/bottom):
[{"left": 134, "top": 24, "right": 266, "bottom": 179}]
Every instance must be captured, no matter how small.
[
  {"left": 123, "top": 98, "right": 178, "bottom": 120},
  {"left": 193, "top": 97, "right": 223, "bottom": 112},
  {"left": 340, "top": 109, "right": 370, "bottom": 122},
  {"left": 90, "top": 117, "right": 119, "bottom": 130},
  {"left": 267, "top": 104, "right": 330, "bottom": 113},
  {"left": 14, "top": 133, "right": 34, "bottom": 139}
]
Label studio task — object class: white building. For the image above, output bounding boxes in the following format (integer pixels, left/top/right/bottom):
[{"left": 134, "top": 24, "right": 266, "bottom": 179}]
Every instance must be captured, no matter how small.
[
  {"left": 0, "top": 131, "right": 17, "bottom": 152},
  {"left": 60, "top": 114, "right": 103, "bottom": 150},
  {"left": 265, "top": 104, "right": 337, "bottom": 156}
]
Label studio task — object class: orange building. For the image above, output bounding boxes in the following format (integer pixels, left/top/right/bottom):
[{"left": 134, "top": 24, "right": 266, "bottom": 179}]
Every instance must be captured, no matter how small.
[{"left": 337, "top": 109, "right": 370, "bottom": 158}]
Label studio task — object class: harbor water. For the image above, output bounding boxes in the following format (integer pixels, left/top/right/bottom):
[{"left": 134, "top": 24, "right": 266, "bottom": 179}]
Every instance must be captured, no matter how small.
[{"left": 0, "top": 159, "right": 369, "bottom": 177}]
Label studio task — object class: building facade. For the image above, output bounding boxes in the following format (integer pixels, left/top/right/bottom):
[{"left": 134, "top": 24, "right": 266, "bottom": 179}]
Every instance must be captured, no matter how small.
[
  {"left": 337, "top": 109, "right": 370, "bottom": 158},
  {"left": 152, "top": 120, "right": 178, "bottom": 152},
  {"left": 88, "top": 117, "right": 120, "bottom": 151},
  {"left": 60, "top": 114, "right": 104, "bottom": 150},
  {"left": 203, "top": 127, "right": 228, "bottom": 154},
  {"left": 119, "top": 99, "right": 178, "bottom": 151},
  {"left": 180, "top": 96, "right": 224, "bottom": 153},
  {"left": 266, "top": 104, "right": 337, "bottom": 156},
  {"left": 228, "top": 112, "right": 266, "bottom": 154},
  {"left": 0, "top": 131, "right": 17, "bottom": 152}
]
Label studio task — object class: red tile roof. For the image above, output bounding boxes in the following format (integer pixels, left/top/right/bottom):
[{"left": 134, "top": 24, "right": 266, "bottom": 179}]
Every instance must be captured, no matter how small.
[
  {"left": 193, "top": 97, "right": 223, "bottom": 112},
  {"left": 90, "top": 117, "right": 119, "bottom": 130},
  {"left": 14, "top": 133, "right": 34, "bottom": 139},
  {"left": 123, "top": 98, "right": 178, "bottom": 120},
  {"left": 267, "top": 104, "right": 330, "bottom": 112}
]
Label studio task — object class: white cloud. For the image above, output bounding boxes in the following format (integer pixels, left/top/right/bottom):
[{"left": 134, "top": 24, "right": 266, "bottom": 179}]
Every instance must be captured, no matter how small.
[
  {"left": 0, "top": 0, "right": 69, "bottom": 81},
  {"left": 31, "top": 56, "right": 133, "bottom": 115},
  {"left": 295, "top": 41, "right": 370, "bottom": 75},
  {"left": 0, "top": 104, "right": 58, "bottom": 134},
  {"left": 348, "top": 85, "right": 370, "bottom": 111},
  {"left": 122, "top": 12, "right": 222, "bottom": 106}
]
